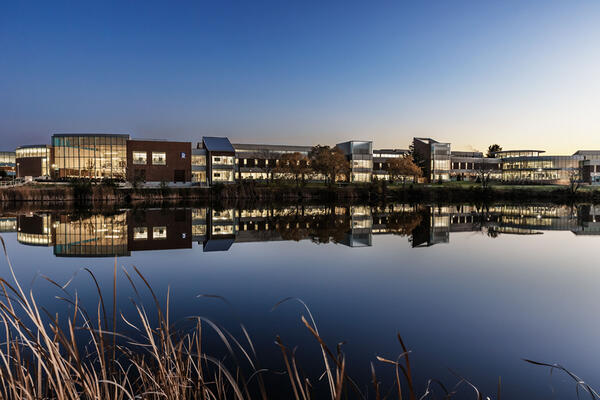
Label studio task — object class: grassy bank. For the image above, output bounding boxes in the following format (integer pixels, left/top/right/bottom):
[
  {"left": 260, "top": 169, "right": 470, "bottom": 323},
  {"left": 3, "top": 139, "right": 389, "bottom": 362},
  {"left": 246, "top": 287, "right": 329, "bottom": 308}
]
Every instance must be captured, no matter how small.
[{"left": 2, "top": 181, "right": 600, "bottom": 205}]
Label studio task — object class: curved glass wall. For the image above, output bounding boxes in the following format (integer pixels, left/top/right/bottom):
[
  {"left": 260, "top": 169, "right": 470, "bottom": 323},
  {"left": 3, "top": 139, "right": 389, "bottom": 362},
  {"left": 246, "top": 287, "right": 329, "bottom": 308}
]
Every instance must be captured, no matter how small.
[
  {"left": 500, "top": 156, "right": 582, "bottom": 183},
  {"left": 52, "top": 134, "right": 128, "bottom": 179}
]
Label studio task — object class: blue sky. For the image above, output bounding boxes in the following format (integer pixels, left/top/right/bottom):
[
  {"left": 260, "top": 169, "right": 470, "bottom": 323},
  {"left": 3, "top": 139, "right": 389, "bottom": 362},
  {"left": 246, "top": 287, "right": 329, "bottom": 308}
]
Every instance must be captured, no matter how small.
[{"left": 1, "top": 1, "right": 599, "bottom": 153}]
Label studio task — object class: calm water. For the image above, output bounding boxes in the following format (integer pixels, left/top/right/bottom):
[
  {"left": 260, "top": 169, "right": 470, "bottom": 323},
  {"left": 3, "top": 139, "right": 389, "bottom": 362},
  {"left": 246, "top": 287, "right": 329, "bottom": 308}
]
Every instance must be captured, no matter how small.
[{"left": 1, "top": 203, "right": 599, "bottom": 398}]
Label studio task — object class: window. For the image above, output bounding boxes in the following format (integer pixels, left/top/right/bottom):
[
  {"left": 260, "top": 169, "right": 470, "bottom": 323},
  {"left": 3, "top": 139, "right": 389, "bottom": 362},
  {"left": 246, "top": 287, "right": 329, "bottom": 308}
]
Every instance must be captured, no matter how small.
[
  {"left": 192, "top": 155, "right": 206, "bottom": 166},
  {"left": 192, "top": 171, "right": 206, "bottom": 183},
  {"left": 133, "top": 227, "right": 148, "bottom": 240},
  {"left": 213, "top": 170, "right": 234, "bottom": 181},
  {"left": 180, "top": 152, "right": 186, "bottom": 159},
  {"left": 212, "top": 156, "right": 234, "bottom": 165},
  {"left": 152, "top": 226, "right": 167, "bottom": 239},
  {"left": 132, "top": 151, "right": 147, "bottom": 165},
  {"left": 152, "top": 152, "right": 166, "bottom": 165}
]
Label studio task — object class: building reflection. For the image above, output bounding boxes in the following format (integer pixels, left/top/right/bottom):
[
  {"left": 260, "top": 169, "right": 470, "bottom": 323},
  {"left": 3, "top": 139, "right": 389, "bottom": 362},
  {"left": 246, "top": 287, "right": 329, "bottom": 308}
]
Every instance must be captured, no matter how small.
[{"left": 5, "top": 203, "right": 600, "bottom": 256}]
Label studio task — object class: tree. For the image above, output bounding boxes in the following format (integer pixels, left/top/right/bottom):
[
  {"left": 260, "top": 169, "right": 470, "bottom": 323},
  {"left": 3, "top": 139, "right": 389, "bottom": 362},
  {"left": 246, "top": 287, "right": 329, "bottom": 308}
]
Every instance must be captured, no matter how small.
[
  {"left": 568, "top": 170, "right": 580, "bottom": 196},
  {"left": 487, "top": 144, "right": 502, "bottom": 158},
  {"left": 408, "top": 142, "right": 427, "bottom": 174},
  {"left": 275, "top": 152, "right": 310, "bottom": 187},
  {"left": 475, "top": 158, "right": 497, "bottom": 189},
  {"left": 387, "top": 155, "right": 422, "bottom": 188},
  {"left": 308, "top": 145, "right": 350, "bottom": 186}
]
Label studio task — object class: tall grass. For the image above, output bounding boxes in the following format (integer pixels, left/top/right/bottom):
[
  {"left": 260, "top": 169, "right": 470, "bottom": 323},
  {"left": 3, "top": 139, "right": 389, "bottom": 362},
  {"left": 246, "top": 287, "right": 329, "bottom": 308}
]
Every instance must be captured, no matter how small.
[{"left": 0, "top": 236, "right": 596, "bottom": 399}]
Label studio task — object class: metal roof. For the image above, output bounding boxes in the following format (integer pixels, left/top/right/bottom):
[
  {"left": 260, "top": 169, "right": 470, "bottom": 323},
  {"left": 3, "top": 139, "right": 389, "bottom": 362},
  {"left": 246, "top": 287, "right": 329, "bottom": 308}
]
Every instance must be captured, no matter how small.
[{"left": 202, "top": 137, "right": 235, "bottom": 152}]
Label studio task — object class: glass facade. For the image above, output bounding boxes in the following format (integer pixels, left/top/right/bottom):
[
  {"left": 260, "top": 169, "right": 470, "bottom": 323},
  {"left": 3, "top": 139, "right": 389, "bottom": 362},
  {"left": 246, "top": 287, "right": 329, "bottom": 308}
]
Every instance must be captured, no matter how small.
[
  {"left": 500, "top": 156, "right": 582, "bottom": 183},
  {"left": 431, "top": 143, "right": 451, "bottom": 181},
  {"left": 52, "top": 134, "right": 128, "bottom": 179},
  {"left": 0, "top": 152, "right": 15, "bottom": 164},
  {"left": 54, "top": 213, "right": 128, "bottom": 256},
  {"left": 192, "top": 154, "right": 206, "bottom": 166}
]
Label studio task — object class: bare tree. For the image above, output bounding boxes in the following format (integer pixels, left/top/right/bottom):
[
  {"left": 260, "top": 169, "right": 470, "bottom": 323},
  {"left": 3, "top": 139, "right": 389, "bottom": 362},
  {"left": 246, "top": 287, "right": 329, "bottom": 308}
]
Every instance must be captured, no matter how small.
[
  {"left": 568, "top": 169, "right": 581, "bottom": 195},
  {"left": 476, "top": 158, "right": 496, "bottom": 189}
]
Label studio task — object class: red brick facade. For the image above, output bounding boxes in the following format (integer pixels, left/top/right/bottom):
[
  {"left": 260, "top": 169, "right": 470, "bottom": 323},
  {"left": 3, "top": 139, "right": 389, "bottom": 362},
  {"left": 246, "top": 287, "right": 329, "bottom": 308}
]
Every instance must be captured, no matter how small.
[{"left": 126, "top": 140, "right": 191, "bottom": 183}]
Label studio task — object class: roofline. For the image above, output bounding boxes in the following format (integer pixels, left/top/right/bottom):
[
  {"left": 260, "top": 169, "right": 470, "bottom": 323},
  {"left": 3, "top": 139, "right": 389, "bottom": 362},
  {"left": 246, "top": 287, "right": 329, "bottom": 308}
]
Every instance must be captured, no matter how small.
[
  {"left": 52, "top": 133, "right": 130, "bottom": 138},
  {"left": 16, "top": 144, "right": 51, "bottom": 149},
  {"left": 493, "top": 150, "right": 546, "bottom": 154}
]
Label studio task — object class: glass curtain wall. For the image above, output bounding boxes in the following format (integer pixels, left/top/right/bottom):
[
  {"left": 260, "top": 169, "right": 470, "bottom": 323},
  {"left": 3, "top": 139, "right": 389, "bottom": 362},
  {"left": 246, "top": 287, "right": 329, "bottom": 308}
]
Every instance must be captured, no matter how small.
[{"left": 52, "top": 135, "right": 128, "bottom": 179}]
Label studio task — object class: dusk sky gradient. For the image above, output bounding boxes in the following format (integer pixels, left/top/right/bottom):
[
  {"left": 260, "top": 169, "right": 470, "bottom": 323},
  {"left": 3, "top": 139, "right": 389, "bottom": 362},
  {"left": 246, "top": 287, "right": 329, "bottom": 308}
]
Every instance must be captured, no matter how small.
[{"left": 1, "top": 1, "right": 599, "bottom": 153}]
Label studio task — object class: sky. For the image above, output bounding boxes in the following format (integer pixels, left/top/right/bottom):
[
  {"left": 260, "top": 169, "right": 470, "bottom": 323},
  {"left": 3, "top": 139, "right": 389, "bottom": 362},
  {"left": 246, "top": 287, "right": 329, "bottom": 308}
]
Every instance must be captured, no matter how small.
[{"left": 1, "top": 0, "right": 599, "bottom": 154}]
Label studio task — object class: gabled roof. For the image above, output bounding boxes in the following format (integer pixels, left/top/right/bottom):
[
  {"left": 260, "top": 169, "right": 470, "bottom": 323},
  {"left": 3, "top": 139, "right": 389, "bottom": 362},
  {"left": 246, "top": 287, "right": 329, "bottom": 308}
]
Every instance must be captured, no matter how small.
[
  {"left": 203, "top": 239, "right": 234, "bottom": 252},
  {"left": 202, "top": 137, "right": 235, "bottom": 152}
]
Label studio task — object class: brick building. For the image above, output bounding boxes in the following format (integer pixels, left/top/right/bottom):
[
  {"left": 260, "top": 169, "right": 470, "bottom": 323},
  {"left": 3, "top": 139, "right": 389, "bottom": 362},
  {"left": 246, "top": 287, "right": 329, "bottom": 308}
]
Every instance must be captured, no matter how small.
[{"left": 126, "top": 140, "right": 192, "bottom": 183}]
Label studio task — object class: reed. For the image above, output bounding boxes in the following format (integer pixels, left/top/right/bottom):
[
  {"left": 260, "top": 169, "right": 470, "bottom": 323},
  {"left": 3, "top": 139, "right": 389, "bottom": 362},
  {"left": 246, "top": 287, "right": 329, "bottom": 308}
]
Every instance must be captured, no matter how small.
[{"left": 0, "top": 236, "right": 595, "bottom": 399}]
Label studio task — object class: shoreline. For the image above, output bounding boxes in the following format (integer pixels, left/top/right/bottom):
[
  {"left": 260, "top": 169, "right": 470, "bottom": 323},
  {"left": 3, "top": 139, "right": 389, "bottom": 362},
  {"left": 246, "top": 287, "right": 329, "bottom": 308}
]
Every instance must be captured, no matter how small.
[{"left": 1, "top": 182, "right": 600, "bottom": 206}]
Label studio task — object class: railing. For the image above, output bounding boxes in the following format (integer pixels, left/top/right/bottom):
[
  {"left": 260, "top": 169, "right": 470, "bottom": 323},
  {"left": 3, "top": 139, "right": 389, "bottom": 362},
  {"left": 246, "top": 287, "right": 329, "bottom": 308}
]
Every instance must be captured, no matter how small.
[{"left": 0, "top": 181, "right": 25, "bottom": 189}]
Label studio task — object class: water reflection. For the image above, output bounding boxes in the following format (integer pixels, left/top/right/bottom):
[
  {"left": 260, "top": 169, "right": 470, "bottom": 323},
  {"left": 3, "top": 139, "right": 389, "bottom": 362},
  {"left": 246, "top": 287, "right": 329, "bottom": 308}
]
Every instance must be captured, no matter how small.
[{"left": 4, "top": 203, "right": 600, "bottom": 257}]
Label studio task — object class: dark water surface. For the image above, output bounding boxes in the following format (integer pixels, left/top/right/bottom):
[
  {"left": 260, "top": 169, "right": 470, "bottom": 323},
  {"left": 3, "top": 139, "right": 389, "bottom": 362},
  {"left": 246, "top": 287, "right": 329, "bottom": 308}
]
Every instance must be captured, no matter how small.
[{"left": 1, "top": 203, "right": 599, "bottom": 398}]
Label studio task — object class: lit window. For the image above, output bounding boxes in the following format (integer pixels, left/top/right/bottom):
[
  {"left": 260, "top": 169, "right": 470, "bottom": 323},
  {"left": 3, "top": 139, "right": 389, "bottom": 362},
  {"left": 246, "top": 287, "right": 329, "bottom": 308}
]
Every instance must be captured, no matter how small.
[
  {"left": 152, "top": 226, "right": 167, "bottom": 239},
  {"left": 152, "top": 152, "right": 166, "bottom": 165},
  {"left": 132, "top": 152, "right": 147, "bottom": 165},
  {"left": 133, "top": 227, "right": 148, "bottom": 240}
]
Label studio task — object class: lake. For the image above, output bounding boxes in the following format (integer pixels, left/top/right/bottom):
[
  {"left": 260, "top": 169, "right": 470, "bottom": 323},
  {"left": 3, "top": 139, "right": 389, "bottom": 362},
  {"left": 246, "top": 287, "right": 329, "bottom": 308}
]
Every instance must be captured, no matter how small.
[{"left": 0, "top": 203, "right": 599, "bottom": 398}]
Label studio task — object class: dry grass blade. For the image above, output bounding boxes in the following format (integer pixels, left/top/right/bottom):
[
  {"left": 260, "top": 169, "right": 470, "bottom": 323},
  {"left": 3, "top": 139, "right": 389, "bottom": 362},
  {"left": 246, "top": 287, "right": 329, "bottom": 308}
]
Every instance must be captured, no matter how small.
[{"left": 523, "top": 359, "right": 599, "bottom": 399}]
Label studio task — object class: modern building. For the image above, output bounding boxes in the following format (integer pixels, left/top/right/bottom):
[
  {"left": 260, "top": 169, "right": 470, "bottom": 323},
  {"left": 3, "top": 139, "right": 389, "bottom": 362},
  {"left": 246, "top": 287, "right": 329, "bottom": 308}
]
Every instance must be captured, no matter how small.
[
  {"left": 51, "top": 133, "right": 129, "bottom": 179},
  {"left": 0, "top": 152, "right": 16, "bottom": 178},
  {"left": 336, "top": 141, "right": 373, "bottom": 183},
  {"left": 492, "top": 150, "right": 583, "bottom": 184},
  {"left": 233, "top": 142, "right": 312, "bottom": 181},
  {"left": 17, "top": 213, "right": 53, "bottom": 246},
  {"left": 128, "top": 208, "right": 192, "bottom": 251},
  {"left": 126, "top": 140, "right": 192, "bottom": 184},
  {"left": 198, "top": 137, "right": 236, "bottom": 185},
  {"left": 450, "top": 151, "right": 501, "bottom": 181},
  {"left": 7, "top": 132, "right": 600, "bottom": 186},
  {"left": 412, "top": 138, "right": 451, "bottom": 182},
  {"left": 581, "top": 159, "right": 600, "bottom": 185},
  {"left": 372, "top": 149, "right": 410, "bottom": 181},
  {"left": 15, "top": 145, "right": 52, "bottom": 179}
]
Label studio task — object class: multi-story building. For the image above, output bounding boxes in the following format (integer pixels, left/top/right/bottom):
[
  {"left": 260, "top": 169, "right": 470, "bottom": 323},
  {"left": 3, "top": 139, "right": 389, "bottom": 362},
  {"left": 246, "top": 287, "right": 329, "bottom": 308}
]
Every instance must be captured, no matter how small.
[
  {"left": 126, "top": 140, "right": 192, "bottom": 184},
  {"left": 15, "top": 145, "right": 52, "bottom": 179},
  {"left": 233, "top": 142, "right": 312, "bottom": 181},
  {"left": 372, "top": 149, "right": 410, "bottom": 181},
  {"left": 0, "top": 151, "right": 16, "bottom": 178},
  {"left": 336, "top": 141, "right": 373, "bottom": 183},
  {"left": 51, "top": 134, "right": 129, "bottom": 179},
  {"left": 412, "top": 138, "right": 451, "bottom": 182},
  {"left": 199, "top": 137, "right": 236, "bottom": 185},
  {"left": 493, "top": 150, "right": 583, "bottom": 184},
  {"left": 7, "top": 133, "right": 600, "bottom": 186},
  {"left": 450, "top": 151, "right": 501, "bottom": 181}
]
